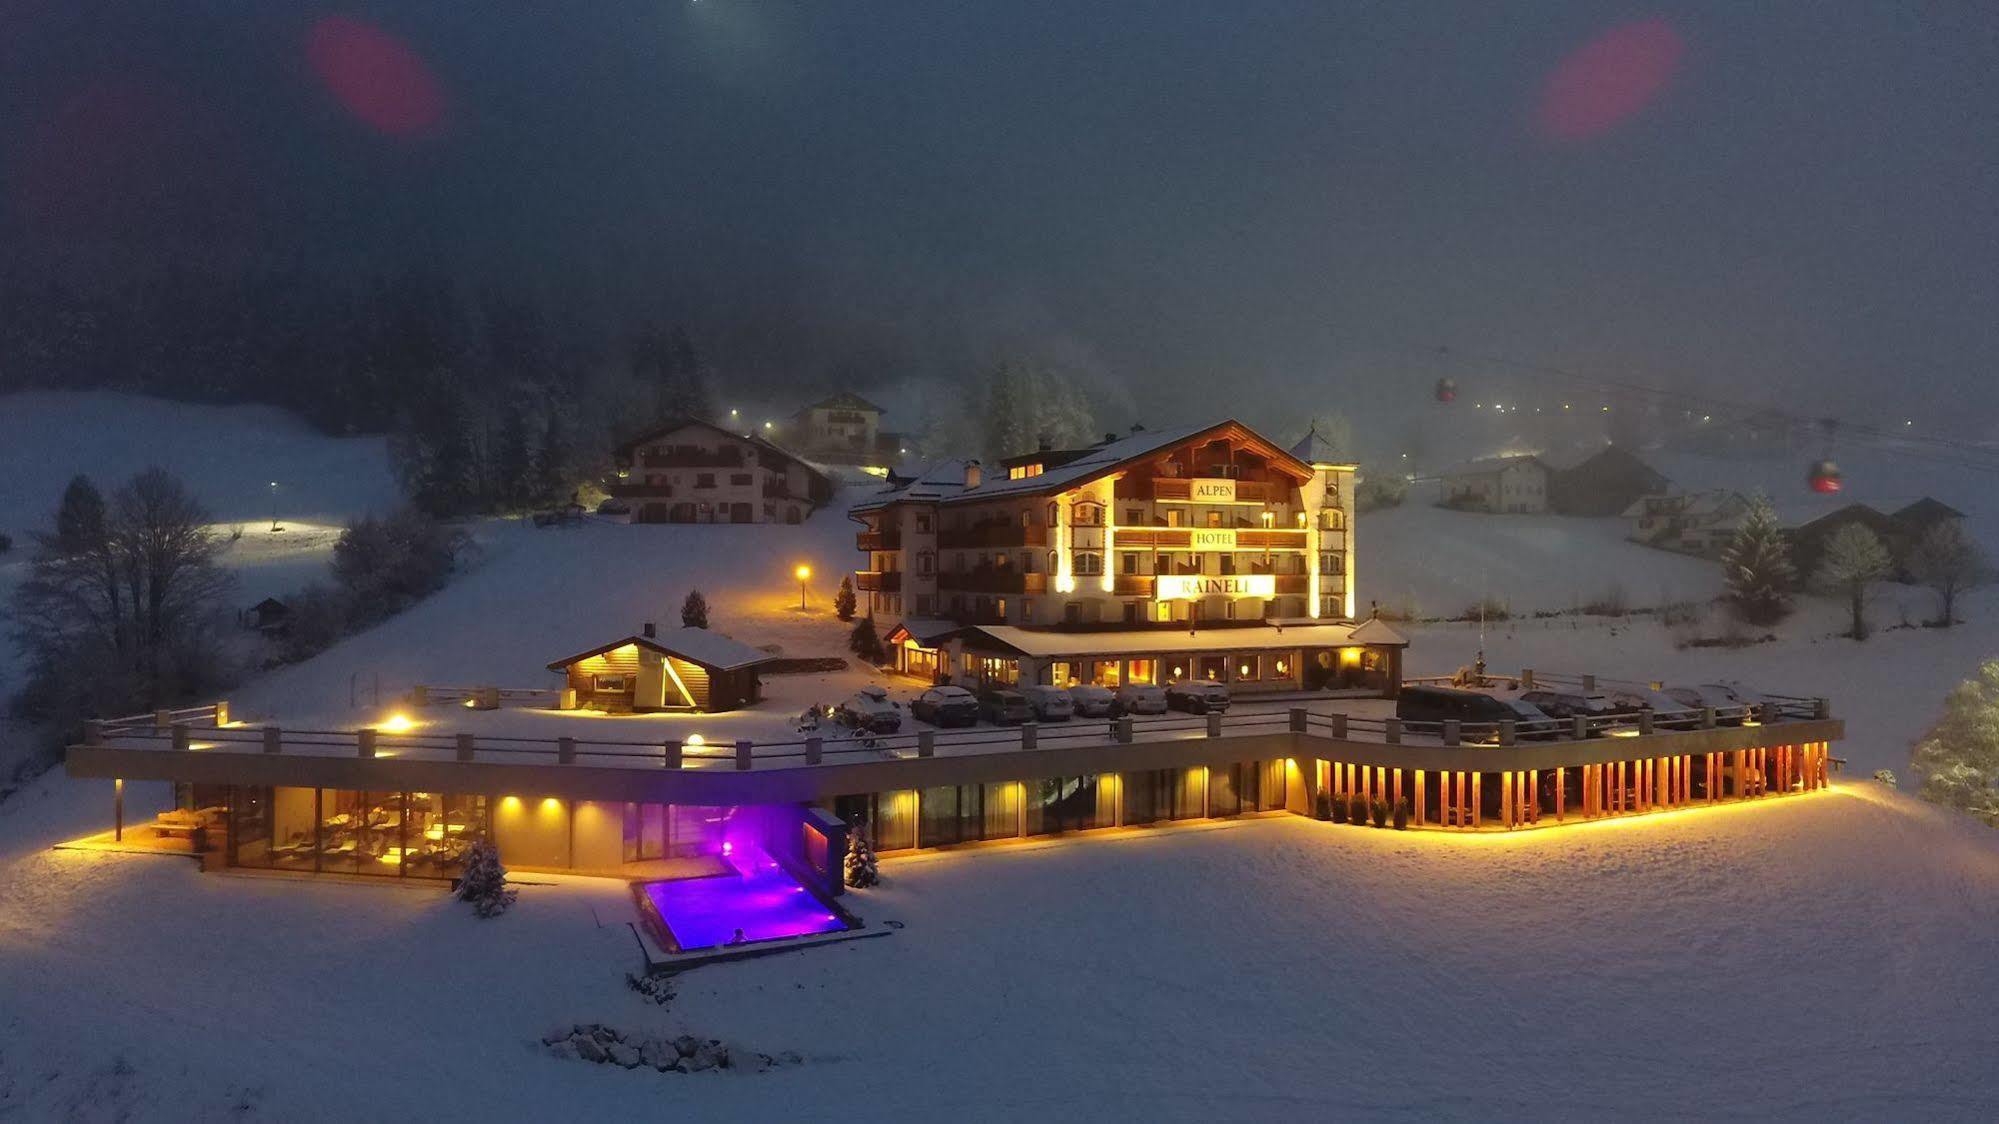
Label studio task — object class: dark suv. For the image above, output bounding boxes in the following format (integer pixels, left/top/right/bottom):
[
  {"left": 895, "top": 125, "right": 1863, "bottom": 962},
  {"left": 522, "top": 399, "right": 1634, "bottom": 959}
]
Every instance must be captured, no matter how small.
[{"left": 1395, "top": 685, "right": 1558, "bottom": 740}]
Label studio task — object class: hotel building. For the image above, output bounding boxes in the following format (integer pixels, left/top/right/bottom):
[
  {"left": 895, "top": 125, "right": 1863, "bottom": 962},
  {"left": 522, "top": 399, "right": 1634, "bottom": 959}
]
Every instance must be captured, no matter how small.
[{"left": 850, "top": 420, "right": 1407, "bottom": 696}]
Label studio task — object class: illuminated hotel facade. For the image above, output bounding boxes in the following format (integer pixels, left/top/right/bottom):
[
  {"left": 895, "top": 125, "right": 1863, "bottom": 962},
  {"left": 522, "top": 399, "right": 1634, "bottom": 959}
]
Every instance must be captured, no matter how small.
[{"left": 850, "top": 420, "right": 1406, "bottom": 695}]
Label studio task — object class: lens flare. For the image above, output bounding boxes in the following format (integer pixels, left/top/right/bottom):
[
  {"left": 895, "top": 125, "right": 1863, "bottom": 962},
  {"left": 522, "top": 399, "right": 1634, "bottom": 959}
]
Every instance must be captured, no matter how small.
[
  {"left": 306, "top": 16, "right": 447, "bottom": 137},
  {"left": 1536, "top": 17, "right": 1684, "bottom": 142}
]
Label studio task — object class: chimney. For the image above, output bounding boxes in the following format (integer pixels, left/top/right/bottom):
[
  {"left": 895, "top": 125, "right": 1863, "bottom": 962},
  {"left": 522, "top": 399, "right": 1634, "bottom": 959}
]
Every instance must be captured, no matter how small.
[
  {"left": 963, "top": 460, "right": 982, "bottom": 489},
  {"left": 1036, "top": 434, "right": 1053, "bottom": 452},
  {"left": 642, "top": 621, "right": 656, "bottom": 638}
]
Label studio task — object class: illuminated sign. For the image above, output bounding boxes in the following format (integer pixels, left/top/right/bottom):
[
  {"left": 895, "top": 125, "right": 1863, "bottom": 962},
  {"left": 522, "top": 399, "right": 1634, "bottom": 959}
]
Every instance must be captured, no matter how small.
[
  {"left": 1189, "top": 528, "right": 1236, "bottom": 551},
  {"left": 1154, "top": 574, "right": 1275, "bottom": 601},
  {"left": 1189, "top": 478, "right": 1235, "bottom": 503}
]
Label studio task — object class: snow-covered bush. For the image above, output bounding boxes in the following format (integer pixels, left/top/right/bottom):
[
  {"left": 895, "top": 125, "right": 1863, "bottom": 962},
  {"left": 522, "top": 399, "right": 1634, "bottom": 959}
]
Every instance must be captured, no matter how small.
[
  {"left": 848, "top": 617, "right": 885, "bottom": 664},
  {"left": 1872, "top": 769, "right": 1898, "bottom": 787},
  {"left": 1313, "top": 791, "right": 1333, "bottom": 820},
  {"left": 1347, "top": 795, "right": 1368, "bottom": 825},
  {"left": 1906, "top": 520, "right": 1987, "bottom": 627},
  {"left": 834, "top": 575, "right": 857, "bottom": 622},
  {"left": 1356, "top": 471, "right": 1406, "bottom": 513},
  {"left": 1721, "top": 494, "right": 1795, "bottom": 625},
  {"left": 332, "top": 508, "right": 469, "bottom": 624},
  {"left": 843, "top": 824, "right": 879, "bottom": 889},
  {"left": 458, "top": 838, "right": 519, "bottom": 917},
  {"left": 1392, "top": 800, "right": 1410, "bottom": 830},
  {"left": 1910, "top": 661, "right": 1999, "bottom": 825},
  {"left": 1329, "top": 794, "right": 1348, "bottom": 823},
  {"left": 1369, "top": 799, "right": 1390, "bottom": 828},
  {"left": 681, "top": 589, "right": 709, "bottom": 629}
]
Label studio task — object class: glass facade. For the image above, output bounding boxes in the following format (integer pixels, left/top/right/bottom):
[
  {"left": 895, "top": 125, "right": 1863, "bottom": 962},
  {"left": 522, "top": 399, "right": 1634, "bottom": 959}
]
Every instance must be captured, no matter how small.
[
  {"left": 621, "top": 802, "right": 734, "bottom": 862},
  {"left": 228, "top": 786, "right": 487, "bottom": 879}
]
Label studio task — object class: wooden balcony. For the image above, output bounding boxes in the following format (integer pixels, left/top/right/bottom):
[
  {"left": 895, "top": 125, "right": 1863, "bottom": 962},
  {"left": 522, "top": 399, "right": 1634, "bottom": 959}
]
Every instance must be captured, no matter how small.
[
  {"left": 936, "top": 570, "right": 1048, "bottom": 595},
  {"left": 1274, "top": 574, "right": 1310, "bottom": 595},
  {"left": 937, "top": 523, "right": 1049, "bottom": 549},
  {"left": 1151, "top": 478, "right": 1279, "bottom": 504},
  {"left": 1113, "top": 574, "right": 1156, "bottom": 597},
  {"left": 1113, "top": 528, "right": 1191, "bottom": 549},
  {"left": 1236, "top": 529, "right": 1308, "bottom": 550},
  {"left": 636, "top": 449, "right": 745, "bottom": 469},
  {"left": 855, "top": 530, "right": 903, "bottom": 552},
  {"left": 854, "top": 571, "right": 902, "bottom": 593}
]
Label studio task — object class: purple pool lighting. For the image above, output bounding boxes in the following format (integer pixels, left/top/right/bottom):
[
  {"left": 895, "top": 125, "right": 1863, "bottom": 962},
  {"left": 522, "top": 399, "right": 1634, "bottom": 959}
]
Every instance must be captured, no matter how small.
[{"left": 640, "top": 842, "right": 850, "bottom": 952}]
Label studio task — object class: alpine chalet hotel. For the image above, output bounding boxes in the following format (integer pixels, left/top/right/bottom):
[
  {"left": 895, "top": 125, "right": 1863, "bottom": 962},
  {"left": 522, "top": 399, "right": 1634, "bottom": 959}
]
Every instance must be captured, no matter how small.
[{"left": 850, "top": 420, "right": 1407, "bottom": 696}]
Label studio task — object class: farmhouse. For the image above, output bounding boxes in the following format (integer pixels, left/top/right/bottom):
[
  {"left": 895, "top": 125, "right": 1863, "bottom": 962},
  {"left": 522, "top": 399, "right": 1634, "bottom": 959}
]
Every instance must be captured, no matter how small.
[
  {"left": 547, "top": 623, "right": 772, "bottom": 713},
  {"left": 784, "top": 391, "right": 903, "bottom": 466},
  {"left": 1437, "top": 455, "right": 1550, "bottom": 514},
  {"left": 1623, "top": 490, "right": 1752, "bottom": 557},
  {"left": 604, "top": 418, "right": 832, "bottom": 524},
  {"left": 851, "top": 419, "right": 1407, "bottom": 697}
]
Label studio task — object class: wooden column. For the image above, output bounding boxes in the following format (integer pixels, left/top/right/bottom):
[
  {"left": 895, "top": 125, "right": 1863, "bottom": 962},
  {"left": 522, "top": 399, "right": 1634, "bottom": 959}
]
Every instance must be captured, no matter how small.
[
  {"left": 1555, "top": 767, "right": 1566, "bottom": 821},
  {"left": 1415, "top": 771, "right": 1426, "bottom": 826},
  {"left": 1502, "top": 773, "right": 1514, "bottom": 829},
  {"left": 1472, "top": 773, "right": 1483, "bottom": 829}
]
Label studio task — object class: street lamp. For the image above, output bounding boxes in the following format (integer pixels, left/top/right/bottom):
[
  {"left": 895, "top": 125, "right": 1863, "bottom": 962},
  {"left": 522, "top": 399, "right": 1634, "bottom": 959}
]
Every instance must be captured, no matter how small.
[
  {"left": 269, "top": 481, "right": 280, "bottom": 532},
  {"left": 794, "top": 564, "right": 812, "bottom": 611}
]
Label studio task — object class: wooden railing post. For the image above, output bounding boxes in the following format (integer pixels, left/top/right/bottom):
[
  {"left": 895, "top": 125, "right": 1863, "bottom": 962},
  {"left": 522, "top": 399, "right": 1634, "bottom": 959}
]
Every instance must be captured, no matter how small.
[
  {"left": 1384, "top": 718, "right": 1402, "bottom": 745},
  {"left": 214, "top": 700, "right": 230, "bottom": 726},
  {"left": 1813, "top": 697, "right": 1830, "bottom": 720},
  {"left": 1288, "top": 707, "right": 1308, "bottom": 733},
  {"left": 664, "top": 740, "right": 683, "bottom": 769},
  {"left": 1442, "top": 720, "right": 1461, "bottom": 746},
  {"left": 1700, "top": 707, "right": 1717, "bottom": 730},
  {"left": 1498, "top": 719, "right": 1516, "bottom": 747},
  {"left": 557, "top": 736, "right": 576, "bottom": 764},
  {"left": 171, "top": 723, "right": 191, "bottom": 752},
  {"left": 263, "top": 725, "right": 282, "bottom": 754},
  {"left": 455, "top": 733, "right": 474, "bottom": 762},
  {"left": 153, "top": 709, "right": 172, "bottom": 729},
  {"left": 1021, "top": 722, "right": 1038, "bottom": 751},
  {"left": 84, "top": 720, "right": 106, "bottom": 745},
  {"left": 1638, "top": 710, "right": 1655, "bottom": 735},
  {"left": 806, "top": 736, "right": 823, "bottom": 765},
  {"left": 918, "top": 731, "right": 936, "bottom": 758},
  {"left": 1520, "top": 669, "right": 1535, "bottom": 690},
  {"left": 410, "top": 684, "right": 429, "bottom": 708},
  {"left": 1328, "top": 713, "right": 1348, "bottom": 740},
  {"left": 1115, "top": 716, "right": 1134, "bottom": 743},
  {"left": 1581, "top": 674, "right": 1596, "bottom": 692},
  {"left": 734, "top": 740, "right": 753, "bottom": 770},
  {"left": 357, "top": 728, "right": 378, "bottom": 758},
  {"left": 1571, "top": 715, "right": 1588, "bottom": 740},
  {"left": 1206, "top": 713, "right": 1223, "bottom": 738}
]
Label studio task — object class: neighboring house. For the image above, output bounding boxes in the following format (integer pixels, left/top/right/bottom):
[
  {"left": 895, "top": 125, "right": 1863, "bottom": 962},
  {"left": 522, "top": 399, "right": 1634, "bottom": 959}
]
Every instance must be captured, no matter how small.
[
  {"left": 1621, "top": 490, "right": 1751, "bottom": 557},
  {"left": 1892, "top": 497, "right": 1965, "bottom": 538},
  {"left": 606, "top": 418, "right": 833, "bottom": 524},
  {"left": 546, "top": 622, "right": 772, "bottom": 713},
  {"left": 1787, "top": 497, "right": 1968, "bottom": 581},
  {"left": 786, "top": 392, "right": 903, "bottom": 466},
  {"left": 243, "top": 597, "right": 292, "bottom": 635},
  {"left": 1548, "top": 445, "right": 1670, "bottom": 517},
  {"left": 1437, "top": 455, "right": 1550, "bottom": 514}
]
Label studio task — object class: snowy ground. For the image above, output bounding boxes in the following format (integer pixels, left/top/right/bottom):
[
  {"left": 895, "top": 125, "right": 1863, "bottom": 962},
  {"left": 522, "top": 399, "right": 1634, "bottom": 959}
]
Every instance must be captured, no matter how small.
[
  {"left": 6, "top": 395, "right": 1999, "bottom": 1118},
  {"left": 5, "top": 770, "right": 1998, "bottom": 1120}
]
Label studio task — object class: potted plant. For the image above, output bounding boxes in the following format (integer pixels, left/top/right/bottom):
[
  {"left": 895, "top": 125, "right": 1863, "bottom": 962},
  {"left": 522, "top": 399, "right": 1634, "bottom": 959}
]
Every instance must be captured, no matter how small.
[
  {"left": 1313, "top": 791, "right": 1333, "bottom": 821},
  {"left": 1369, "top": 799, "right": 1390, "bottom": 828},
  {"left": 1329, "top": 794, "right": 1348, "bottom": 824},
  {"left": 1392, "top": 799, "right": 1410, "bottom": 831}
]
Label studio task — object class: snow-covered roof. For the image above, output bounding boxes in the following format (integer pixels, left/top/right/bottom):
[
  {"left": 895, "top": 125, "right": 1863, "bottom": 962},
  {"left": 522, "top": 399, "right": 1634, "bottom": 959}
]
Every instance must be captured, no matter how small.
[
  {"left": 1436, "top": 454, "right": 1547, "bottom": 480},
  {"left": 545, "top": 628, "right": 774, "bottom": 673},
  {"left": 801, "top": 390, "right": 885, "bottom": 415},
  {"left": 949, "top": 422, "right": 1217, "bottom": 502},
  {"left": 883, "top": 618, "right": 962, "bottom": 646},
  {"left": 964, "top": 620, "right": 1405, "bottom": 659},
  {"left": 1619, "top": 488, "right": 1749, "bottom": 519},
  {"left": 1288, "top": 424, "right": 1352, "bottom": 467},
  {"left": 849, "top": 458, "right": 970, "bottom": 513}
]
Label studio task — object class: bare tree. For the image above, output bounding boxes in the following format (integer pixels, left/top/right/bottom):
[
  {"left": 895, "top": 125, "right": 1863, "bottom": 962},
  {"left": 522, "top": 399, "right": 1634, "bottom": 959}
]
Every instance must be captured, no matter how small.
[
  {"left": 1906, "top": 520, "right": 1987, "bottom": 627},
  {"left": 1811, "top": 523, "right": 1892, "bottom": 640},
  {"left": 10, "top": 468, "right": 236, "bottom": 721}
]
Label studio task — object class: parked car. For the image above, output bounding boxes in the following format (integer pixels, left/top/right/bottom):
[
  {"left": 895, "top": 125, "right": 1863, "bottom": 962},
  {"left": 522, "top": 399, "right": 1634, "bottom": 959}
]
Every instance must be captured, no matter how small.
[
  {"left": 1068, "top": 684, "right": 1116, "bottom": 718},
  {"left": 979, "top": 689, "right": 1035, "bottom": 725},
  {"left": 1020, "top": 685, "right": 1075, "bottom": 722},
  {"left": 1663, "top": 683, "right": 1768, "bottom": 724},
  {"left": 834, "top": 685, "right": 902, "bottom": 734},
  {"left": 1165, "top": 679, "right": 1230, "bottom": 714},
  {"left": 1396, "top": 685, "right": 1559, "bottom": 740},
  {"left": 910, "top": 685, "right": 979, "bottom": 728},
  {"left": 1599, "top": 685, "right": 1703, "bottom": 730},
  {"left": 1111, "top": 684, "right": 1169, "bottom": 716},
  {"left": 1520, "top": 689, "right": 1633, "bottom": 735}
]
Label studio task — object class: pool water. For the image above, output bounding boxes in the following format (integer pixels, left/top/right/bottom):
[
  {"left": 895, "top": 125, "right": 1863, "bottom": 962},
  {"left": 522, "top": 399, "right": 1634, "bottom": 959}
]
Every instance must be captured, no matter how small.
[{"left": 640, "top": 843, "right": 850, "bottom": 951}]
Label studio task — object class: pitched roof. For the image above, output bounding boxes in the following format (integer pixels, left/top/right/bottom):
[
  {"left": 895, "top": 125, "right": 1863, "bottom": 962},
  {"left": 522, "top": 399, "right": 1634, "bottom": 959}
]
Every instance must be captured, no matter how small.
[
  {"left": 850, "top": 458, "right": 971, "bottom": 513},
  {"left": 804, "top": 391, "right": 884, "bottom": 414},
  {"left": 1288, "top": 424, "right": 1352, "bottom": 467},
  {"left": 1436, "top": 454, "right": 1547, "bottom": 479},
  {"left": 613, "top": 416, "right": 829, "bottom": 485},
  {"left": 545, "top": 629, "right": 774, "bottom": 673},
  {"left": 1893, "top": 497, "right": 1964, "bottom": 525}
]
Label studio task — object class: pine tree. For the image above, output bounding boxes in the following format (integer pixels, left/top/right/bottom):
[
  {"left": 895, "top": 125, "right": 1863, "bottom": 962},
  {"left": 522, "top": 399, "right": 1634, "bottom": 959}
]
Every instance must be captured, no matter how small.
[
  {"left": 493, "top": 404, "right": 534, "bottom": 513},
  {"left": 1812, "top": 523, "right": 1892, "bottom": 640},
  {"left": 843, "top": 823, "right": 880, "bottom": 888},
  {"left": 681, "top": 589, "right": 710, "bottom": 629},
  {"left": 848, "top": 616, "right": 884, "bottom": 664},
  {"left": 54, "top": 475, "right": 108, "bottom": 555},
  {"left": 534, "top": 410, "right": 570, "bottom": 507},
  {"left": 1910, "top": 660, "right": 1999, "bottom": 825},
  {"left": 834, "top": 574, "right": 857, "bottom": 622},
  {"left": 1721, "top": 494, "right": 1796, "bottom": 625},
  {"left": 1906, "top": 520, "right": 1987, "bottom": 627},
  {"left": 457, "top": 838, "right": 518, "bottom": 918}
]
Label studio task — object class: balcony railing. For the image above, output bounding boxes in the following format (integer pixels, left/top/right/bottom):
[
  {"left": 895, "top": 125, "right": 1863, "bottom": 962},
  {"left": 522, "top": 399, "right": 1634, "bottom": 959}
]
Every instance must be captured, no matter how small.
[
  {"left": 937, "top": 523, "right": 1049, "bottom": 549},
  {"left": 1236, "top": 529, "right": 1309, "bottom": 550},
  {"left": 1151, "top": 478, "right": 1280, "bottom": 503},
  {"left": 936, "top": 570, "right": 1049, "bottom": 595},
  {"left": 636, "top": 449, "right": 745, "bottom": 469},
  {"left": 854, "top": 571, "right": 902, "bottom": 592},
  {"left": 604, "top": 482, "right": 671, "bottom": 498},
  {"left": 1113, "top": 574, "right": 1155, "bottom": 597},
  {"left": 855, "top": 530, "right": 903, "bottom": 552}
]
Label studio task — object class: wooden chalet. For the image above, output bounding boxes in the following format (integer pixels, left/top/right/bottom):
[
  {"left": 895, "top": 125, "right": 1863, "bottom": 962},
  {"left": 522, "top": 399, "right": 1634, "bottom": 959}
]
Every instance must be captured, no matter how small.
[{"left": 547, "top": 623, "right": 773, "bottom": 713}]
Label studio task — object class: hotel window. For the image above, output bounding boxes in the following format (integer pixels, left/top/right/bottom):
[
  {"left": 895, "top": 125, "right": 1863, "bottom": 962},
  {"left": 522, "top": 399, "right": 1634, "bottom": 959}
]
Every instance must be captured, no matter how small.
[
  {"left": 1165, "top": 509, "right": 1183, "bottom": 528},
  {"left": 1122, "top": 553, "right": 1139, "bottom": 575},
  {"left": 1206, "top": 510, "right": 1223, "bottom": 528},
  {"left": 995, "top": 598, "right": 1008, "bottom": 619},
  {"left": 1156, "top": 601, "right": 1174, "bottom": 623},
  {"left": 1126, "top": 508, "right": 1144, "bottom": 525},
  {"left": 696, "top": 473, "right": 715, "bottom": 489},
  {"left": 1047, "top": 550, "right": 1059, "bottom": 572},
  {"left": 1319, "top": 553, "right": 1343, "bottom": 575},
  {"left": 1320, "top": 509, "right": 1342, "bottom": 531},
  {"left": 1199, "top": 655, "right": 1227, "bottom": 681},
  {"left": 1064, "top": 603, "right": 1081, "bottom": 624},
  {"left": 1127, "top": 658, "right": 1155, "bottom": 685},
  {"left": 916, "top": 514, "right": 932, "bottom": 532},
  {"left": 1224, "top": 601, "right": 1238, "bottom": 619},
  {"left": 1123, "top": 601, "right": 1139, "bottom": 623},
  {"left": 917, "top": 552, "right": 934, "bottom": 574},
  {"left": 1219, "top": 555, "right": 1236, "bottom": 575},
  {"left": 1320, "top": 595, "right": 1339, "bottom": 617},
  {"left": 916, "top": 595, "right": 935, "bottom": 614},
  {"left": 1045, "top": 503, "right": 1058, "bottom": 526},
  {"left": 1073, "top": 502, "right": 1102, "bottom": 526},
  {"left": 593, "top": 674, "right": 629, "bottom": 692},
  {"left": 1073, "top": 552, "right": 1103, "bottom": 576}
]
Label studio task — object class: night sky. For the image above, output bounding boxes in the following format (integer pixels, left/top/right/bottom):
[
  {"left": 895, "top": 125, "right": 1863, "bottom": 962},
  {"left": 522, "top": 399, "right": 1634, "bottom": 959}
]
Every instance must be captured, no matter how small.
[{"left": 4, "top": 1, "right": 1995, "bottom": 430}]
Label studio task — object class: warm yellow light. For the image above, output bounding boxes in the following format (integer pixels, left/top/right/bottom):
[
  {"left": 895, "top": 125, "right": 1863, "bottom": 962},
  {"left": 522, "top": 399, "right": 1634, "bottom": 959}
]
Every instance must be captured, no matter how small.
[
  {"left": 540, "top": 797, "right": 562, "bottom": 813},
  {"left": 461, "top": 698, "right": 477, "bottom": 708},
  {"left": 1239, "top": 664, "right": 1251, "bottom": 677},
  {"left": 794, "top": 564, "right": 812, "bottom": 581},
  {"left": 501, "top": 796, "right": 522, "bottom": 810},
  {"left": 380, "top": 713, "right": 417, "bottom": 734},
  {"left": 1609, "top": 728, "right": 1642, "bottom": 737},
  {"left": 685, "top": 733, "right": 706, "bottom": 747}
]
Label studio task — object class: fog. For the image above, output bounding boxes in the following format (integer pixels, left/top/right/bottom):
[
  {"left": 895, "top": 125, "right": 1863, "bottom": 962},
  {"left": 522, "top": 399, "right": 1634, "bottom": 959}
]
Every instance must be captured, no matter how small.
[{"left": 4, "top": 1, "right": 1995, "bottom": 441}]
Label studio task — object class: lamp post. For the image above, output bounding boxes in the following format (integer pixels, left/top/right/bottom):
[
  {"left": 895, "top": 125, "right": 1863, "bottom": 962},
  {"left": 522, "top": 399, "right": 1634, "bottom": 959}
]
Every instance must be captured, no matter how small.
[
  {"left": 269, "top": 481, "right": 280, "bottom": 531},
  {"left": 795, "top": 564, "right": 811, "bottom": 611}
]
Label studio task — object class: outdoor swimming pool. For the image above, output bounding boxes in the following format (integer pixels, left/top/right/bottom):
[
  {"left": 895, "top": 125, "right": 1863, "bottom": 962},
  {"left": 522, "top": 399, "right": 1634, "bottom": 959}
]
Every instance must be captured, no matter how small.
[{"left": 639, "top": 841, "right": 852, "bottom": 952}]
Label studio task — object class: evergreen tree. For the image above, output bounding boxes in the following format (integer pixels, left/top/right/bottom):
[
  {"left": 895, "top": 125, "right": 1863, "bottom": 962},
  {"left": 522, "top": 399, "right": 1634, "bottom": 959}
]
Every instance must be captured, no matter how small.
[
  {"left": 457, "top": 838, "right": 519, "bottom": 918},
  {"left": 848, "top": 616, "right": 885, "bottom": 664},
  {"left": 1812, "top": 523, "right": 1892, "bottom": 640},
  {"left": 834, "top": 574, "right": 857, "bottom": 622},
  {"left": 1906, "top": 520, "right": 1987, "bottom": 626},
  {"left": 54, "top": 475, "right": 108, "bottom": 555},
  {"left": 534, "top": 409, "right": 571, "bottom": 507},
  {"left": 681, "top": 589, "right": 710, "bottom": 629},
  {"left": 493, "top": 404, "right": 535, "bottom": 512},
  {"left": 843, "top": 823, "right": 880, "bottom": 888},
  {"left": 1910, "top": 659, "right": 1999, "bottom": 825},
  {"left": 982, "top": 361, "right": 1034, "bottom": 462},
  {"left": 1721, "top": 494, "right": 1796, "bottom": 625}
]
